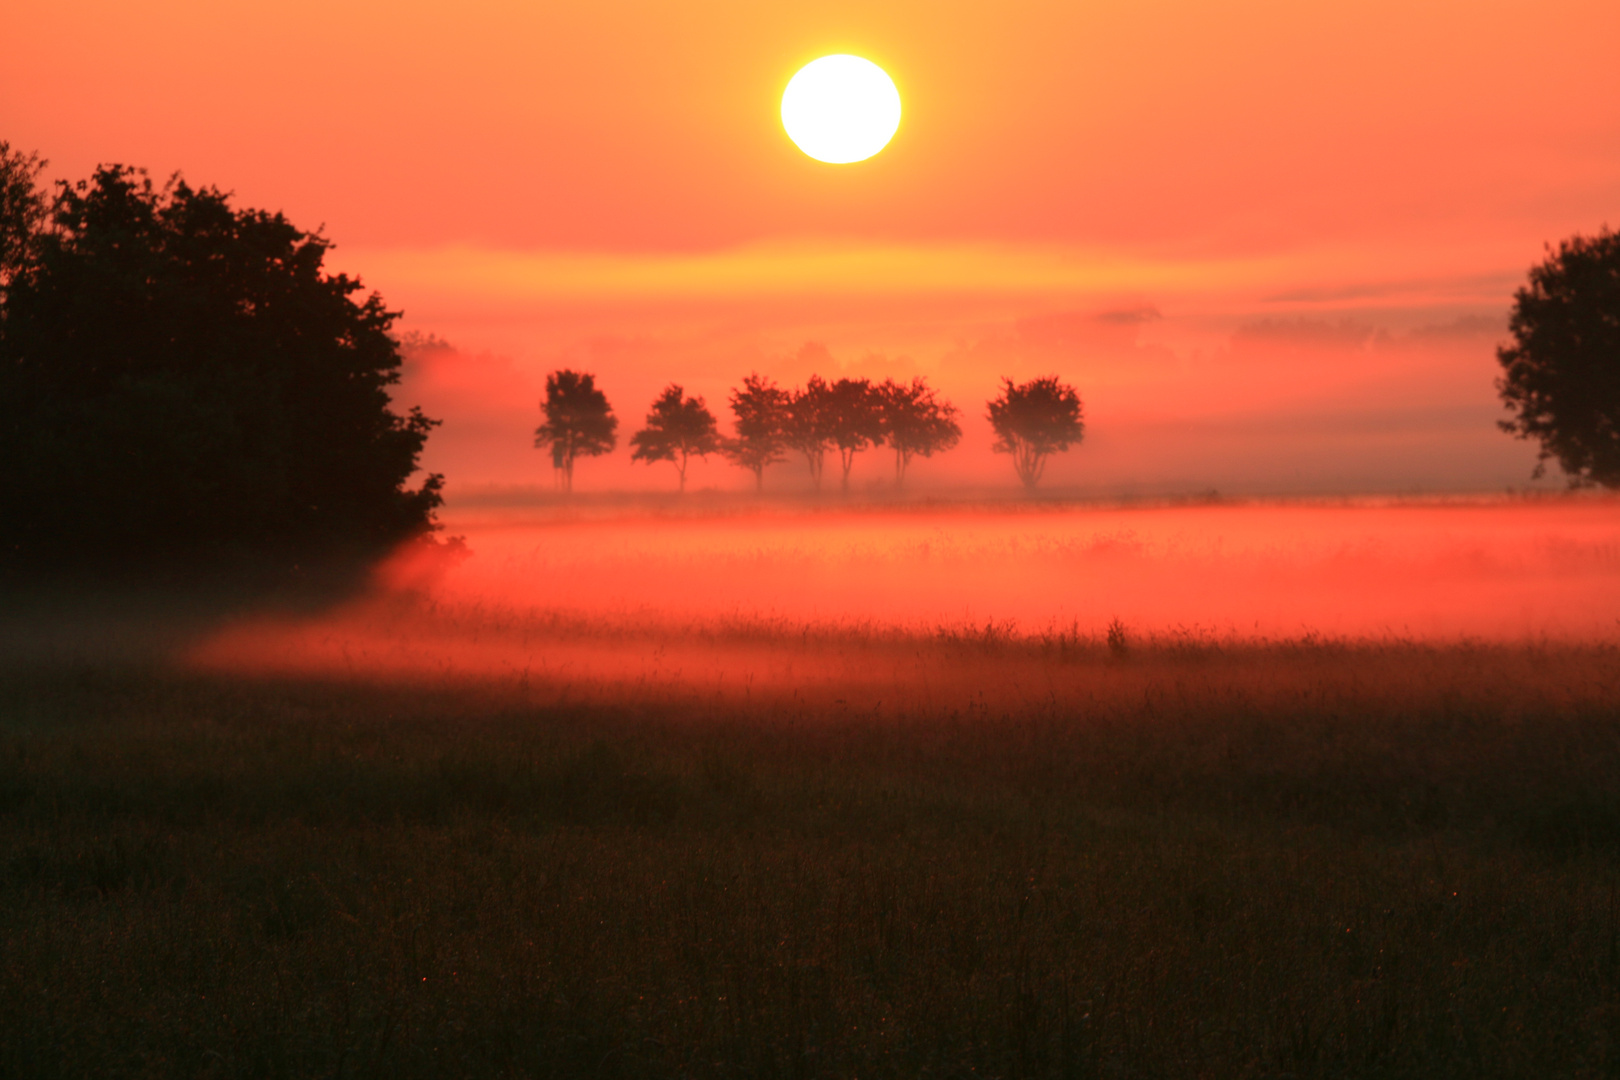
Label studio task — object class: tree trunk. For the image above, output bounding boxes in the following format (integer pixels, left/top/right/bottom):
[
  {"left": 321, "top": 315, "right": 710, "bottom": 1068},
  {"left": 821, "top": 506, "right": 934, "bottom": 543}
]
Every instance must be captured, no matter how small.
[{"left": 1013, "top": 439, "right": 1042, "bottom": 491}]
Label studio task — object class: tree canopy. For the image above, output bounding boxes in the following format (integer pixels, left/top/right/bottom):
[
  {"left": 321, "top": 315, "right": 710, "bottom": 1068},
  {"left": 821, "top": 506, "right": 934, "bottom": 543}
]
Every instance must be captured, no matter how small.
[
  {"left": 0, "top": 159, "right": 442, "bottom": 568},
  {"left": 878, "top": 376, "right": 961, "bottom": 485},
  {"left": 718, "top": 368, "right": 965, "bottom": 492},
  {"left": 824, "top": 377, "right": 886, "bottom": 491},
  {"left": 630, "top": 384, "right": 721, "bottom": 491},
  {"left": 987, "top": 376, "right": 1085, "bottom": 490},
  {"left": 535, "top": 369, "right": 617, "bottom": 491},
  {"left": 1496, "top": 228, "right": 1620, "bottom": 487},
  {"left": 722, "top": 373, "right": 791, "bottom": 491},
  {"left": 785, "top": 376, "right": 836, "bottom": 490},
  {"left": 0, "top": 142, "right": 46, "bottom": 297}
]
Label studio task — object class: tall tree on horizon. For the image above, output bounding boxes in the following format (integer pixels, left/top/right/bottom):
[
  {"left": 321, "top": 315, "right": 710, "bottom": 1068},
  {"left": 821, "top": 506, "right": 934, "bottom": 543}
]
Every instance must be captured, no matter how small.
[
  {"left": 987, "top": 375, "right": 1085, "bottom": 491},
  {"left": 1497, "top": 227, "right": 1620, "bottom": 488},
  {"left": 535, "top": 369, "right": 617, "bottom": 493},
  {"left": 878, "top": 376, "right": 962, "bottom": 485},
  {"left": 722, "top": 372, "right": 791, "bottom": 492},
  {"left": 630, "top": 384, "right": 722, "bottom": 492},
  {"left": 825, "top": 377, "right": 886, "bottom": 492},
  {"left": 786, "top": 375, "right": 836, "bottom": 491}
]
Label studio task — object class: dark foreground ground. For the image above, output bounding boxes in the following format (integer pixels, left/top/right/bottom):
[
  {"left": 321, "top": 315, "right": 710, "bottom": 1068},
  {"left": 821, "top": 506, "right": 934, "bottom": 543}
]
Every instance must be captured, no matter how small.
[{"left": 4, "top": 639, "right": 1620, "bottom": 1079}]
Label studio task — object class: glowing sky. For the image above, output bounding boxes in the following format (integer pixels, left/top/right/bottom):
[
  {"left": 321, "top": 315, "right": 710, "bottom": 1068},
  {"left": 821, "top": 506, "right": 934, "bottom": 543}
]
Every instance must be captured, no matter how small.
[{"left": 8, "top": 0, "right": 1619, "bottom": 493}]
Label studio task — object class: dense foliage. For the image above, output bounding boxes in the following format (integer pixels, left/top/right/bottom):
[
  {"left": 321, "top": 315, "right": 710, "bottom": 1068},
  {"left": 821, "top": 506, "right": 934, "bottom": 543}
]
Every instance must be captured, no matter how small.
[
  {"left": 542, "top": 369, "right": 1012, "bottom": 494},
  {"left": 988, "top": 375, "right": 1085, "bottom": 489},
  {"left": 878, "top": 376, "right": 961, "bottom": 484},
  {"left": 784, "top": 374, "right": 837, "bottom": 489},
  {"left": 1497, "top": 228, "right": 1620, "bottom": 487},
  {"left": 534, "top": 369, "right": 618, "bottom": 492},
  {"left": 0, "top": 156, "right": 442, "bottom": 568},
  {"left": 774, "top": 375, "right": 960, "bottom": 492},
  {"left": 823, "top": 377, "right": 886, "bottom": 491},
  {"left": 722, "top": 373, "right": 792, "bottom": 491},
  {"left": 0, "top": 143, "right": 46, "bottom": 294},
  {"left": 629, "top": 384, "right": 721, "bottom": 491}
]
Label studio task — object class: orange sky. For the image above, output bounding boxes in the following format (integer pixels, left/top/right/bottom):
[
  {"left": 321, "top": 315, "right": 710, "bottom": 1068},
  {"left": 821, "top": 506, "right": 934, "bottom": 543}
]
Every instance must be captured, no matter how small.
[{"left": 7, "top": 0, "right": 1619, "bottom": 494}]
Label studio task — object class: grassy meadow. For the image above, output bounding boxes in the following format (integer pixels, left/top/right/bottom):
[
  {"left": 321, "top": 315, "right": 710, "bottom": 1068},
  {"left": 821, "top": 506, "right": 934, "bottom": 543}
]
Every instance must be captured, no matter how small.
[{"left": 5, "top": 497, "right": 1620, "bottom": 1078}]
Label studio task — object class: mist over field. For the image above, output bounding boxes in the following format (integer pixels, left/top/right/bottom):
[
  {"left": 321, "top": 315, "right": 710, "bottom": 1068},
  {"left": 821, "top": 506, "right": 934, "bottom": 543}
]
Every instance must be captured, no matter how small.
[
  {"left": 7, "top": 0, "right": 1620, "bottom": 1070},
  {"left": 21, "top": 494, "right": 1620, "bottom": 1078},
  {"left": 187, "top": 495, "right": 1620, "bottom": 697}
]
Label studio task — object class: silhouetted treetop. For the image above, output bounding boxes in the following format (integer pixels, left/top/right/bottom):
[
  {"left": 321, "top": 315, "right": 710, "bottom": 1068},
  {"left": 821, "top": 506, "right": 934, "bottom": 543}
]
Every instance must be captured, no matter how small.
[
  {"left": 786, "top": 375, "right": 837, "bottom": 490},
  {"left": 535, "top": 369, "right": 617, "bottom": 492},
  {"left": 1497, "top": 227, "right": 1620, "bottom": 487},
  {"left": 722, "top": 373, "right": 791, "bottom": 492},
  {"left": 878, "top": 376, "right": 961, "bottom": 484},
  {"left": 987, "top": 375, "right": 1084, "bottom": 490},
  {"left": 0, "top": 161, "right": 442, "bottom": 568},
  {"left": 824, "top": 377, "right": 885, "bottom": 491},
  {"left": 0, "top": 142, "right": 46, "bottom": 296},
  {"left": 630, "top": 384, "right": 721, "bottom": 492},
  {"left": 723, "top": 366, "right": 963, "bottom": 492}
]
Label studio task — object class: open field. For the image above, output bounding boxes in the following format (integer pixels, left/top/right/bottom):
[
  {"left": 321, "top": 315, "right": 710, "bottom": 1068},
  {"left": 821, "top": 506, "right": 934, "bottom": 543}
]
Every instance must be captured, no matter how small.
[{"left": 5, "top": 497, "right": 1620, "bottom": 1078}]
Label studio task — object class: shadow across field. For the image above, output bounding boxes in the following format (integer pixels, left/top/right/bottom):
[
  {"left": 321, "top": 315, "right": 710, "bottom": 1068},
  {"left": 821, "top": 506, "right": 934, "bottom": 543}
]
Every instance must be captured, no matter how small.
[{"left": 5, "top": 636, "right": 1620, "bottom": 1077}]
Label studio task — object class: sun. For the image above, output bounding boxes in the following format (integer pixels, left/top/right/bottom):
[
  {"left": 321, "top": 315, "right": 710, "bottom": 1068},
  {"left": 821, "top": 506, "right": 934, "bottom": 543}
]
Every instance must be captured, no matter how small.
[{"left": 781, "top": 55, "right": 902, "bottom": 165}]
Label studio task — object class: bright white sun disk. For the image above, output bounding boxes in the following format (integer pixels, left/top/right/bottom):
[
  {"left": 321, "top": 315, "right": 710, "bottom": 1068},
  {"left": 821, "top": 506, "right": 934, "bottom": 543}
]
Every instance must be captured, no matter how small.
[{"left": 781, "top": 55, "right": 901, "bottom": 164}]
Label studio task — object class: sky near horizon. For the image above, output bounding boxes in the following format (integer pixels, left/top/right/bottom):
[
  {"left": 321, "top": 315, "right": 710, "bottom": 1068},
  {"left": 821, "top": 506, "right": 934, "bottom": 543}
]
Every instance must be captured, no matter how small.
[{"left": 7, "top": 0, "right": 1619, "bottom": 494}]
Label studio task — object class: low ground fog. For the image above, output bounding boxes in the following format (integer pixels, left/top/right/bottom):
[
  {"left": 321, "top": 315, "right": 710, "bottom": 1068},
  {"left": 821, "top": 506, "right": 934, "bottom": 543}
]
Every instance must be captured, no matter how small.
[{"left": 187, "top": 494, "right": 1620, "bottom": 698}]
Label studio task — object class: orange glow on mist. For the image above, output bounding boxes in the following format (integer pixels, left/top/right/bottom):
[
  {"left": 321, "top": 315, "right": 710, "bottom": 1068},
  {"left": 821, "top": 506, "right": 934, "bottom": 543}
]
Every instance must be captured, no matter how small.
[
  {"left": 381, "top": 501, "right": 1620, "bottom": 638},
  {"left": 189, "top": 500, "right": 1620, "bottom": 694}
]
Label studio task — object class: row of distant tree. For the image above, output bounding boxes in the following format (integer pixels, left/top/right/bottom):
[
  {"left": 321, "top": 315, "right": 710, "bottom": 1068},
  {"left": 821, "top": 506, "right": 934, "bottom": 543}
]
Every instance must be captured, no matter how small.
[{"left": 534, "top": 372, "right": 1086, "bottom": 492}]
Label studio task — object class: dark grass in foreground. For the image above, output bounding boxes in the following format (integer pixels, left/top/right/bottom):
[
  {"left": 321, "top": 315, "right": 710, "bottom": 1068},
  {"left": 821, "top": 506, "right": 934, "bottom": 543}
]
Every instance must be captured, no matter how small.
[{"left": 5, "top": 642, "right": 1620, "bottom": 1078}]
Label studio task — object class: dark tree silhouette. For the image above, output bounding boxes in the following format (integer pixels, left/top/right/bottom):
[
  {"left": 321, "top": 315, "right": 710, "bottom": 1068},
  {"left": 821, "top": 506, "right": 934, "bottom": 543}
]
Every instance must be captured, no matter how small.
[
  {"left": 786, "top": 375, "right": 836, "bottom": 490},
  {"left": 825, "top": 377, "right": 886, "bottom": 492},
  {"left": 0, "top": 142, "right": 46, "bottom": 298},
  {"left": 630, "top": 384, "right": 721, "bottom": 491},
  {"left": 987, "top": 376, "right": 1085, "bottom": 490},
  {"left": 0, "top": 162, "right": 442, "bottom": 568},
  {"left": 535, "top": 369, "right": 617, "bottom": 492},
  {"left": 722, "top": 373, "right": 791, "bottom": 491},
  {"left": 878, "top": 376, "right": 961, "bottom": 485},
  {"left": 1497, "top": 227, "right": 1620, "bottom": 487}
]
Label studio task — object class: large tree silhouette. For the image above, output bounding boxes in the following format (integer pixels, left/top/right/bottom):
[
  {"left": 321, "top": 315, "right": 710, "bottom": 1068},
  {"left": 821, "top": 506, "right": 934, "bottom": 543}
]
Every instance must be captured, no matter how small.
[
  {"left": 0, "top": 161, "right": 442, "bottom": 568},
  {"left": 786, "top": 375, "right": 836, "bottom": 491},
  {"left": 722, "top": 373, "right": 791, "bottom": 491},
  {"left": 825, "top": 377, "right": 886, "bottom": 492},
  {"left": 878, "top": 376, "right": 961, "bottom": 485},
  {"left": 535, "top": 370, "right": 617, "bottom": 492},
  {"left": 987, "top": 376, "right": 1085, "bottom": 490},
  {"left": 0, "top": 142, "right": 46, "bottom": 298},
  {"left": 1497, "top": 228, "right": 1620, "bottom": 487},
  {"left": 630, "top": 384, "right": 721, "bottom": 491}
]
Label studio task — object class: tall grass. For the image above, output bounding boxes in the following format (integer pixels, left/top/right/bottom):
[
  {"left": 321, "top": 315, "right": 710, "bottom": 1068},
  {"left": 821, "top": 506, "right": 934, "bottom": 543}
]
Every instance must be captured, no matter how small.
[{"left": 5, "top": 632, "right": 1620, "bottom": 1077}]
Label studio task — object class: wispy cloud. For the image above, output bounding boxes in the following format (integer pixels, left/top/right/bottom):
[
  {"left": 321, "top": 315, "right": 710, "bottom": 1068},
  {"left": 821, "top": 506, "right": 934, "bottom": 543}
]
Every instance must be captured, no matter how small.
[{"left": 351, "top": 240, "right": 1287, "bottom": 304}]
